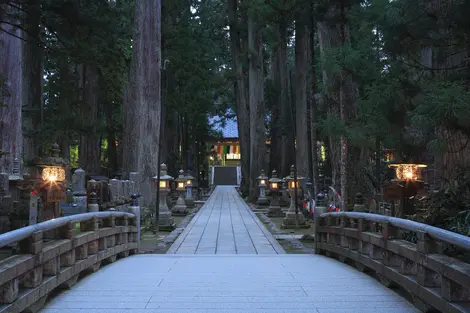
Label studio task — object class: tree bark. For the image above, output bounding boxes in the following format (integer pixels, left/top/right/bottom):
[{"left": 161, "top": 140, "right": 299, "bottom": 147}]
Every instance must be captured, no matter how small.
[
  {"left": 228, "top": 0, "right": 250, "bottom": 194},
  {"left": 295, "top": 14, "right": 309, "bottom": 177},
  {"left": 309, "top": 7, "right": 318, "bottom": 197},
  {"left": 78, "top": 65, "right": 101, "bottom": 174},
  {"left": 248, "top": 11, "right": 265, "bottom": 201},
  {"left": 122, "top": 0, "right": 162, "bottom": 206},
  {"left": 22, "top": 2, "right": 43, "bottom": 163},
  {"left": 0, "top": 6, "right": 23, "bottom": 174},
  {"left": 275, "top": 19, "right": 293, "bottom": 178}
]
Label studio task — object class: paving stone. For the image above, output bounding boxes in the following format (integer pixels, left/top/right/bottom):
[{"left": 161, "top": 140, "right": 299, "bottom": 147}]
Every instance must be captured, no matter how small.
[{"left": 167, "top": 186, "right": 283, "bottom": 255}]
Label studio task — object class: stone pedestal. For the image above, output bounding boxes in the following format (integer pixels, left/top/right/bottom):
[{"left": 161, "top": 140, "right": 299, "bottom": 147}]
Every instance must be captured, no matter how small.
[
  {"left": 256, "top": 186, "right": 269, "bottom": 206},
  {"left": 281, "top": 190, "right": 309, "bottom": 229},
  {"left": 267, "top": 191, "right": 284, "bottom": 217},
  {"left": 173, "top": 190, "right": 188, "bottom": 216},
  {"left": 353, "top": 193, "right": 367, "bottom": 212},
  {"left": 313, "top": 205, "right": 328, "bottom": 234},
  {"left": 158, "top": 188, "right": 175, "bottom": 231}
]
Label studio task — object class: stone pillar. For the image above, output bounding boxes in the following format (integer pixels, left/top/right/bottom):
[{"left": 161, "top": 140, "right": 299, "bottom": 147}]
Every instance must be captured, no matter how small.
[
  {"left": 313, "top": 195, "right": 328, "bottom": 235},
  {"left": 155, "top": 164, "right": 175, "bottom": 231},
  {"left": 109, "top": 178, "right": 119, "bottom": 201},
  {"left": 267, "top": 190, "right": 284, "bottom": 217},
  {"left": 172, "top": 170, "right": 188, "bottom": 216},
  {"left": 72, "top": 168, "right": 87, "bottom": 212},
  {"left": 129, "top": 194, "right": 140, "bottom": 248},
  {"left": 87, "top": 192, "right": 99, "bottom": 212}
]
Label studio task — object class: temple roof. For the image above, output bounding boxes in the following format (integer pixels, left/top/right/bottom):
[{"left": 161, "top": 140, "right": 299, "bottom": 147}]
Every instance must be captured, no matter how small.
[{"left": 208, "top": 115, "right": 238, "bottom": 139}]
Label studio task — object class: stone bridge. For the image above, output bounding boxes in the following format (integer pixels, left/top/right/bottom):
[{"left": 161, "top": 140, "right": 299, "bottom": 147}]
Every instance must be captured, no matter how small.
[{"left": 1, "top": 186, "right": 469, "bottom": 313}]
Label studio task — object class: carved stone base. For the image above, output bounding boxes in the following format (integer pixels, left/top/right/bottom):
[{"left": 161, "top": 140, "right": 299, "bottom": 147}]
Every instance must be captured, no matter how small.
[
  {"left": 257, "top": 198, "right": 269, "bottom": 206},
  {"left": 185, "top": 198, "right": 195, "bottom": 208},
  {"left": 172, "top": 205, "right": 188, "bottom": 216},
  {"left": 267, "top": 206, "right": 285, "bottom": 217},
  {"left": 158, "top": 211, "right": 176, "bottom": 231},
  {"left": 281, "top": 212, "right": 310, "bottom": 229}
]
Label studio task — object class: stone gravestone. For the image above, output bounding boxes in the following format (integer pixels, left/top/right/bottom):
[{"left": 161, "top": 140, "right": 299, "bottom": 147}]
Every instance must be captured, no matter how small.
[
  {"left": 70, "top": 168, "right": 87, "bottom": 215},
  {"left": 72, "top": 168, "right": 86, "bottom": 196},
  {"left": 109, "top": 178, "right": 119, "bottom": 201}
]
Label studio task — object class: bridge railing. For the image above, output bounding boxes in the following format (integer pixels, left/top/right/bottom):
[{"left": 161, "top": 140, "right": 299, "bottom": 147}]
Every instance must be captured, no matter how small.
[
  {"left": 0, "top": 212, "right": 138, "bottom": 313},
  {"left": 315, "top": 212, "right": 470, "bottom": 313}
]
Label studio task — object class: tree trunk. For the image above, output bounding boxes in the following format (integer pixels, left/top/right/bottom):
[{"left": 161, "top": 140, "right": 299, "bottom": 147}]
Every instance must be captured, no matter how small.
[
  {"left": 248, "top": 11, "right": 265, "bottom": 202},
  {"left": 22, "top": 2, "right": 43, "bottom": 163},
  {"left": 122, "top": 0, "right": 162, "bottom": 206},
  {"left": 309, "top": 7, "right": 318, "bottom": 197},
  {"left": 228, "top": 0, "right": 250, "bottom": 194},
  {"left": 78, "top": 65, "right": 101, "bottom": 174},
  {"left": 105, "top": 100, "right": 118, "bottom": 176},
  {"left": 269, "top": 35, "right": 281, "bottom": 174},
  {"left": 274, "top": 19, "right": 293, "bottom": 178},
  {"left": 295, "top": 14, "right": 309, "bottom": 177},
  {"left": 0, "top": 7, "right": 23, "bottom": 174}
]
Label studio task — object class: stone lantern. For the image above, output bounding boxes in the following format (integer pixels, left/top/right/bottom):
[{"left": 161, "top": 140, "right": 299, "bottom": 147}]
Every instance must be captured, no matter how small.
[
  {"left": 172, "top": 169, "right": 188, "bottom": 216},
  {"left": 256, "top": 169, "right": 269, "bottom": 205},
  {"left": 282, "top": 165, "right": 309, "bottom": 229},
  {"left": 152, "top": 164, "right": 175, "bottom": 231},
  {"left": 34, "top": 143, "right": 68, "bottom": 221},
  {"left": 185, "top": 171, "right": 195, "bottom": 208},
  {"left": 267, "top": 170, "right": 284, "bottom": 217}
]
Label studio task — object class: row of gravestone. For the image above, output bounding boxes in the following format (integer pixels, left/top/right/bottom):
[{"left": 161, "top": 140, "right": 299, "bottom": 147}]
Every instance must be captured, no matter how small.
[{"left": 62, "top": 168, "right": 140, "bottom": 216}]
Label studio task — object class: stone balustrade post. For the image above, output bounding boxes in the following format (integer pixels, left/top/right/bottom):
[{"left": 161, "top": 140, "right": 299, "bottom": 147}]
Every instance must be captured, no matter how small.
[
  {"left": 128, "top": 194, "right": 140, "bottom": 249},
  {"left": 19, "top": 231, "right": 44, "bottom": 289}
]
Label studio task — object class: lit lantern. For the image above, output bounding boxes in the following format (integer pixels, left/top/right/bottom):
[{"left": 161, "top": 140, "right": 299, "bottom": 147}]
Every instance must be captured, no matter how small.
[
  {"left": 153, "top": 164, "right": 173, "bottom": 191},
  {"left": 267, "top": 170, "right": 284, "bottom": 217},
  {"left": 256, "top": 169, "right": 269, "bottom": 205},
  {"left": 185, "top": 171, "right": 195, "bottom": 208},
  {"left": 35, "top": 143, "right": 68, "bottom": 221},
  {"left": 42, "top": 166, "right": 66, "bottom": 182},
  {"left": 172, "top": 169, "right": 188, "bottom": 215},
  {"left": 282, "top": 165, "right": 308, "bottom": 228},
  {"left": 152, "top": 164, "right": 176, "bottom": 230},
  {"left": 388, "top": 163, "right": 427, "bottom": 181}
]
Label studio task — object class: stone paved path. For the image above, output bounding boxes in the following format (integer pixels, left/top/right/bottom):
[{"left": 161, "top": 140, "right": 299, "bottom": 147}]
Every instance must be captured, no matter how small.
[
  {"left": 167, "top": 186, "right": 284, "bottom": 254},
  {"left": 42, "top": 254, "right": 418, "bottom": 313}
]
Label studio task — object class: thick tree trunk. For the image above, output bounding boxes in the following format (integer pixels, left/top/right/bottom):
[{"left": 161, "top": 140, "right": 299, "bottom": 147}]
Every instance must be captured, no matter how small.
[
  {"left": 22, "top": 2, "right": 43, "bottom": 162},
  {"left": 122, "top": 0, "right": 162, "bottom": 205},
  {"left": 228, "top": 0, "right": 250, "bottom": 194},
  {"left": 78, "top": 65, "right": 101, "bottom": 174},
  {"left": 276, "top": 20, "right": 293, "bottom": 178},
  {"left": 105, "top": 101, "right": 118, "bottom": 176},
  {"left": 317, "top": 3, "right": 358, "bottom": 206},
  {"left": 248, "top": 12, "right": 265, "bottom": 202},
  {"left": 270, "top": 36, "right": 281, "bottom": 174},
  {"left": 309, "top": 8, "right": 318, "bottom": 197},
  {"left": 0, "top": 8, "right": 23, "bottom": 174},
  {"left": 295, "top": 14, "right": 309, "bottom": 177}
]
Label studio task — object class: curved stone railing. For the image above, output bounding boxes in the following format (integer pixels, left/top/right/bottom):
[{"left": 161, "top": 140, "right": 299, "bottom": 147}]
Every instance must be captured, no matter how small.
[
  {"left": 0, "top": 212, "right": 138, "bottom": 313},
  {"left": 315, "top": 212, "right": 470, "bottom": 313}
]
